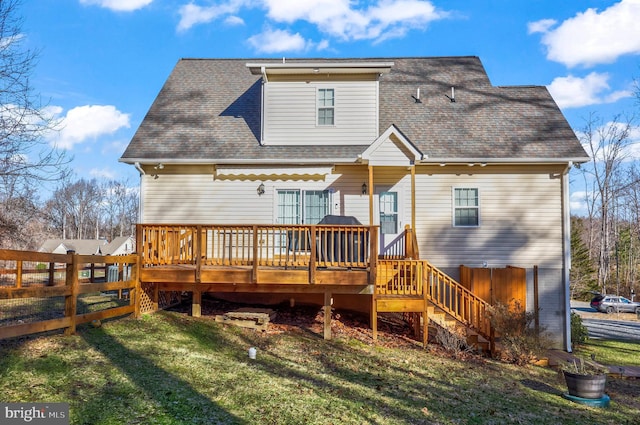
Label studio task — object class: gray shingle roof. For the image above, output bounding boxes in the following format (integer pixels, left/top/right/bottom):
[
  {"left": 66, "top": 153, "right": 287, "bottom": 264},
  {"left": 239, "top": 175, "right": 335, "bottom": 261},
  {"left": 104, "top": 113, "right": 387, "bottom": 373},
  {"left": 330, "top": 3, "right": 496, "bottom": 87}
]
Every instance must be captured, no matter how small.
[{"left": 121, "top": 57, "right": 588, "bottom": 164}]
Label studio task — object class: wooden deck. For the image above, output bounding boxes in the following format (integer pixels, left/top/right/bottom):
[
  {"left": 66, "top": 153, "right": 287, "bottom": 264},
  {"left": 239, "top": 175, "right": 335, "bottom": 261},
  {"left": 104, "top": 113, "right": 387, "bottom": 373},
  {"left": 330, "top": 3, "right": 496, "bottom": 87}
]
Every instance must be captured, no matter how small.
[
  {"left": 0, "top": 225, "right": 495, "bottom": 350},
  {"left": 136, "top": 224, "right": 493, "bottom": 349}
]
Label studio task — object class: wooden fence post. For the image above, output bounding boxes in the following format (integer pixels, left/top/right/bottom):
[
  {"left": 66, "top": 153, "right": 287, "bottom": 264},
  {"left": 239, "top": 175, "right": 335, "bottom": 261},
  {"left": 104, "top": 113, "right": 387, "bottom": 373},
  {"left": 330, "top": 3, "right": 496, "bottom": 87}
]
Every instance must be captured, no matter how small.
[
  {"left": 48, "top": 262, "right": 55, "bottom": 286},
  {"left": 64, "top": 251, "right": 79, "bottom": 335},
  {"left": 133, "top": 254, "right": 141, "bottom": 318},
  {"left": 16, "top": 260, "right": 22, "bottom": 288}
]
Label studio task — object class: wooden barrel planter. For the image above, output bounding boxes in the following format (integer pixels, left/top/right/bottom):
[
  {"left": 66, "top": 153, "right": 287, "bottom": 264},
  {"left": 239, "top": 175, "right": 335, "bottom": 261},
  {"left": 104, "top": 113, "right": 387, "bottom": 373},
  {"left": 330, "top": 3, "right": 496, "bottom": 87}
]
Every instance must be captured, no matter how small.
[{"left": 563, "top": 371, "right": 607, "bottom": 399}]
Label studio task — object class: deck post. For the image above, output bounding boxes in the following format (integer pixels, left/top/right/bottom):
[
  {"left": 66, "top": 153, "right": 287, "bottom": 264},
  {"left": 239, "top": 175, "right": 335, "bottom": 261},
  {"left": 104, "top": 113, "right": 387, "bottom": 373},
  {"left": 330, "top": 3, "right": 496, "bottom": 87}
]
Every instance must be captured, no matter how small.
[
  {"left": 323, "top": 291, "right": 332, "bottom": 340},
  {"left": 371, "top": 294, "right": 378, "bottom": 342},
  {"left": 369, "top": 226, "right": 378, "bottom": 285},
  {"left": 192, "top": 290, "right": 202, "bottom": 317},
  {"left": 133, "top": 254, "right": 141, "bottom": 318},
  {"left": 252, "top": 226, "right": 259, "bottom": 284},
  {"left": 309, "top": 225, "right": 317, "bottom": 284},
  {"left": 422, "top": 264, "right": 429, "bottom": 347}
]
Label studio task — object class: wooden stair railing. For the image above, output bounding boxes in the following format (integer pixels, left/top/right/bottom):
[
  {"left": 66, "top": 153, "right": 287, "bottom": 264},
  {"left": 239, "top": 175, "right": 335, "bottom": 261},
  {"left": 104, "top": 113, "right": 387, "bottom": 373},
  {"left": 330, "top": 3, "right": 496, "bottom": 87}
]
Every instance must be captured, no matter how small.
[
  {"left": 369, "top": 226, "right": 494, "bottom": 350},
  {"left": 422, "top": 261, "right": 492, "bottom": 343}
]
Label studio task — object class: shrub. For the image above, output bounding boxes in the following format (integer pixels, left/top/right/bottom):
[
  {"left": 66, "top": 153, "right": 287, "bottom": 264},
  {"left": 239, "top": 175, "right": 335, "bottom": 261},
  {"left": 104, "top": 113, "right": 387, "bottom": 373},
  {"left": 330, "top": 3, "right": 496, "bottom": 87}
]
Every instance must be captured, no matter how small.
[
  {"left": 488, "top": 301, "right": 551, "bottom": 365},
  {"left": 434, "top": 324, "right": 472, "bottom": 358},
  {"left": 570, "top": 311, "right": 589, "bottom": 349}
]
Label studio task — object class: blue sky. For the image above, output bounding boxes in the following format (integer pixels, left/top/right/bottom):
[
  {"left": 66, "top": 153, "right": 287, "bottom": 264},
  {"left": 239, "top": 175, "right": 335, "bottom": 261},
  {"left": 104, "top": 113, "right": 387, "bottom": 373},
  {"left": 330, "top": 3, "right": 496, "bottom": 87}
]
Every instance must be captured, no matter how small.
[{"left": 21, "top": 0, "right": 640, "bottom": 210}]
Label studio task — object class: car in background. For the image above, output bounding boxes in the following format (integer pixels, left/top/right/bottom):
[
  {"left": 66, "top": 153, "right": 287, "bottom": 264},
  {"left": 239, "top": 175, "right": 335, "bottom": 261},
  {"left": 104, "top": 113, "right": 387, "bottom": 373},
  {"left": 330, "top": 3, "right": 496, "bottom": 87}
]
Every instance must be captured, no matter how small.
[{"left": 590, "top": 294, "right": 640, "bottom": 314}]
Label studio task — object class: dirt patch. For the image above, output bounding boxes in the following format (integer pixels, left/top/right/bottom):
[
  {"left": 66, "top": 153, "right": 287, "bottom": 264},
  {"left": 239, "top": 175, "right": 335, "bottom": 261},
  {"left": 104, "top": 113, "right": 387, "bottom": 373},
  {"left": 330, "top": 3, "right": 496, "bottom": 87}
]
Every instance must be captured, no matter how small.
[{"left": 169, "top": 294, "right": 427, "bottom": 349}]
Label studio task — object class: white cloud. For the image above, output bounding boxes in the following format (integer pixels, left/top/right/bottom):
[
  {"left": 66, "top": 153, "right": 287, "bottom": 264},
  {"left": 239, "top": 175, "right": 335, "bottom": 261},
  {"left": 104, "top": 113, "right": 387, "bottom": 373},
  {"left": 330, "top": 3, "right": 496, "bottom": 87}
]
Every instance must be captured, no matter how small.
[
  {"left": 531, "top": 0, "right": 640, "bottom": 67},
  {"left": 547, "top": 72, "right": 631, "bottom": 109},
  {"left": 526, "top": 18, "right": 556, "bottom": 34},
  {"left": 48, "top": 105, "right": 130, "bottom": 150},
  {"left": 178, "top": 0, "right": 446, "bottom": 44},
  {"left": 79, "top": 0, "right": 153, "bottom": 12},
  {"left": 247, "top": 28, "right": 309, "bottom": 53},
  {"left": 224, "top": 16, "right": 245, "bottom": 26},
  {"left": 570, "top": 190, "right": 589, "bottom": 215},
  {"left": 177, "top": 1, "right": 248, "bottom": 32},
  {"left": 90, "top": 167, "right": 117, "bottom": 180},
  {"left": 262, "top": 0, "right": 445, "bottom": 41}
]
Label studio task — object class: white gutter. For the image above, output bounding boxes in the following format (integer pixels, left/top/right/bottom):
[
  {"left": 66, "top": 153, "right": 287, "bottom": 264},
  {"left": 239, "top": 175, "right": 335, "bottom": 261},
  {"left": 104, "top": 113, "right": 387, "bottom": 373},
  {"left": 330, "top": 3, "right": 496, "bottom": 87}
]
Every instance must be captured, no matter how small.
[
  {"left": 562, "top": 161, "right": 573, "bottom": 352},
  {"left": 134, "top": 162, "right": 145, "bottom": 175},
  {"left": 121, "top": 157, "right": 592, "bottom": 166},
  {"left": 420, "top": 157, "right": 591, "bottom": 165}
]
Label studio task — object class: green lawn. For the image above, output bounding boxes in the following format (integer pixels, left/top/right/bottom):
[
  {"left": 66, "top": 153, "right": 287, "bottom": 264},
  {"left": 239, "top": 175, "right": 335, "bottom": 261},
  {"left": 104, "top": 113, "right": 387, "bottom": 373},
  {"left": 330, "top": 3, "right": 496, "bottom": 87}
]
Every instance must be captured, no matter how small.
[
  {"left": 1, "top": 310, "right": 638, "bottom": 425},
  {"left": 577, "top": 339, "right": 640, "bottom": 367}
]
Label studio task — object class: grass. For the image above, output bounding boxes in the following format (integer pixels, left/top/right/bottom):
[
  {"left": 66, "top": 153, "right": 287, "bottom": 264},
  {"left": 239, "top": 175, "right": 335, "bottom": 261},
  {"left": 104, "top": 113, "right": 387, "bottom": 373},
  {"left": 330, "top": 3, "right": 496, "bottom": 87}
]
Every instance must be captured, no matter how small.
[
  {"left": 1, "top": 309, "right": 639, "bottom": 425},
  {"left": 576, "top": 339, "right": 640, "bottom": 367}
]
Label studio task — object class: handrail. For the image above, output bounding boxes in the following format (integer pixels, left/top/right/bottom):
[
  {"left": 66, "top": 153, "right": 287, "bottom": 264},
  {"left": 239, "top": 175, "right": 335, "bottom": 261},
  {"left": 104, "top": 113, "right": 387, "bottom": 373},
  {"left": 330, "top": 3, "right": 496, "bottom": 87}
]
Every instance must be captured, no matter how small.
[
  {"left": 137, "top": 224, "right": 373, "bottom": 270},
  {"left": 376, "top": 259, "right": 423, "bottom": 296},
  {"left": 423, "top": 261, "right": 492, "bottom": 339}
]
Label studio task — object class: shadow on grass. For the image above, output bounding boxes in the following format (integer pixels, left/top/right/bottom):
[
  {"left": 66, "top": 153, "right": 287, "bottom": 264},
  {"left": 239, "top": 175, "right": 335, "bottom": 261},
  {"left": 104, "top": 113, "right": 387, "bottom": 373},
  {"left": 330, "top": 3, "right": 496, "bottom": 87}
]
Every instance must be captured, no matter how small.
[
  {"left": 520, "top": 378, "right": 562, "bottom": 395},
  {"left": 79, "top": 326, "right": 244, "bottom": 425}
]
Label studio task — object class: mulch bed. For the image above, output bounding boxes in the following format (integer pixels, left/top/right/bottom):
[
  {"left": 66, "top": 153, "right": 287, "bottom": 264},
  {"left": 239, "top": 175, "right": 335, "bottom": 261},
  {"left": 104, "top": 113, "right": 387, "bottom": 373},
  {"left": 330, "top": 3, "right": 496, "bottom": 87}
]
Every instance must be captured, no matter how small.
[{"left": 167, "top": 294, "right": 425, "bottom": 348}]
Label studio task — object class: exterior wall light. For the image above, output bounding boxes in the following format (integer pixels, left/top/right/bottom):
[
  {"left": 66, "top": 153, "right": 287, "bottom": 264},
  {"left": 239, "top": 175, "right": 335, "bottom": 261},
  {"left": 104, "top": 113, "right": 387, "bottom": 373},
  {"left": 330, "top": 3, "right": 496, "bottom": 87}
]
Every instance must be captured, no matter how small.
[
  {"left": 361, "top": 182, "right": 368, "bottom": 195},
  {"left": 257, "top": 182, "right": 265, "bottom": 196}
]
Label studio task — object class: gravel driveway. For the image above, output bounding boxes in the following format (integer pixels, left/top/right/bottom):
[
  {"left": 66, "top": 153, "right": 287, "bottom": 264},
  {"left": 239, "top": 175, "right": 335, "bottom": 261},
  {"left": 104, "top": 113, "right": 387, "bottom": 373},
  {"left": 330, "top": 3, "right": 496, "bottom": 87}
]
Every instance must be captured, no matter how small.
[{"left": 571, "top": 300, "right": 640, "bottom": 342}]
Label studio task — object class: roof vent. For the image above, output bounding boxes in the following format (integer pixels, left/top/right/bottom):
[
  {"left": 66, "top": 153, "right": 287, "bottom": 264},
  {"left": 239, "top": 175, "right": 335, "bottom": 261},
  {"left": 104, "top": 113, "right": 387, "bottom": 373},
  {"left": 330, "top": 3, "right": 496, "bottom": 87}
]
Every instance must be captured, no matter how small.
[
  {"left": 413, "top": 87, "right": 422, "bottom": 103},
  {"left": 445, "top": 86, "right": 456, "bottom": 103}
]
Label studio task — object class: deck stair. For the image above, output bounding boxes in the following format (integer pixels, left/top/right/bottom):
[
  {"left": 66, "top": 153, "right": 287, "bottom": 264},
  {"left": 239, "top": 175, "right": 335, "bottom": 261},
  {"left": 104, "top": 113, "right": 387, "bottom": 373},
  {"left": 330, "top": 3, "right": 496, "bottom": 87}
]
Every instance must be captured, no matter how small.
[
  {"left": 427, "top": 305, "right": 491, "bottom": 353},
  {"left": 373, "top": 258, "right": 493, "bottom": 353}
]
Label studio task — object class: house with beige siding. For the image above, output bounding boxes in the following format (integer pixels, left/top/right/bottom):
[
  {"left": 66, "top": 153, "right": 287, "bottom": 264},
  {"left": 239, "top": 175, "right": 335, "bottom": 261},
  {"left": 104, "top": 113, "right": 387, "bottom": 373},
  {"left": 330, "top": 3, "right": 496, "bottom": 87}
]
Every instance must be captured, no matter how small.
[{"left": 121, "top": 57, "right": 589, "bottom": 351}]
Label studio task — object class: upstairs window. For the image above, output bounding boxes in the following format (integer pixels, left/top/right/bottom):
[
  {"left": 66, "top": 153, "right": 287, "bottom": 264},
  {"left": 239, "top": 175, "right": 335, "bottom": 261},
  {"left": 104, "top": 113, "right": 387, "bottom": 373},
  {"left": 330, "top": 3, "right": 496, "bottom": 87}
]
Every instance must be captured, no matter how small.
[
  {"left": 453, "top": 188, "right": 479, "bottom": 227},
  {"left": 317, "top": 88, "right": 334, "bottom": 126}
]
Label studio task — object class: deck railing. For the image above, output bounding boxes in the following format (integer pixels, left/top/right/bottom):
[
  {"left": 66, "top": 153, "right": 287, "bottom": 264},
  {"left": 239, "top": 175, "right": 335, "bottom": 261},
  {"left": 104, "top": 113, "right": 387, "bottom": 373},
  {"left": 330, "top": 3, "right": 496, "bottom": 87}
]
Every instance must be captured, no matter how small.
[
  {"left": 423, "top": 261, "right": 492, "bottom": 338},
  {"left": 137, "top": 224, "right": 377, "bottom": 269},
  {"left": 376, "top": 259, "right": 423, "bottom": 296}
]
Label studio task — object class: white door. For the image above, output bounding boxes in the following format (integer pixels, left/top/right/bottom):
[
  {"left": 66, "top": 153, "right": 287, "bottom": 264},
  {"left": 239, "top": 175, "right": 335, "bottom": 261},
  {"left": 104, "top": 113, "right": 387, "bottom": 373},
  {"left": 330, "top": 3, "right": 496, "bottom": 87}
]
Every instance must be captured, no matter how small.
[{"left": 374, "top": 186, "right": 403, "bottom": 256}]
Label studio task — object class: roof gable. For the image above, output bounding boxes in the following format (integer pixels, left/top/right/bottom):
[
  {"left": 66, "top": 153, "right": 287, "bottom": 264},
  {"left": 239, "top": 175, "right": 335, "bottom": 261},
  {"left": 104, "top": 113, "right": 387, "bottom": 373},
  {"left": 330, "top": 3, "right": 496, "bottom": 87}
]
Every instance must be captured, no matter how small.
[{"left": 362, "top": 125, "right": 422, "bottom": 166}]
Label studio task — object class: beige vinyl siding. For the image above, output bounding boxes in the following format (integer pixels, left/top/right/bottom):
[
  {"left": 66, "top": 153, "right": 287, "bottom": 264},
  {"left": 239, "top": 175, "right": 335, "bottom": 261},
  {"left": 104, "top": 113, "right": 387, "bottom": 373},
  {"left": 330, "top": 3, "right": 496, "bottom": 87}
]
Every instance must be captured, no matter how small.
[
  {"left": 366, "top": 137, "right": 415, "bottom": 166},
  {"left": 414, "top": 167, "right": 563, "bottom": 270},
  {"left": 140, "top": 166, "right": 373, "bottom": 225},
  {"left": 263, "top": 81, "right": 378, "bottom": 145}
]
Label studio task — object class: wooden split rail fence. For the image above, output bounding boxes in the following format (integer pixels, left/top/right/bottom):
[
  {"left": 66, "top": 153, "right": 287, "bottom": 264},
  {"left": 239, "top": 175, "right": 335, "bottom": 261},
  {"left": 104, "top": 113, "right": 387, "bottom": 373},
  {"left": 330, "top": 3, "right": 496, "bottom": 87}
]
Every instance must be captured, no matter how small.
[{"left": 0, "top": 249, "right": 140, "bottom": 340}]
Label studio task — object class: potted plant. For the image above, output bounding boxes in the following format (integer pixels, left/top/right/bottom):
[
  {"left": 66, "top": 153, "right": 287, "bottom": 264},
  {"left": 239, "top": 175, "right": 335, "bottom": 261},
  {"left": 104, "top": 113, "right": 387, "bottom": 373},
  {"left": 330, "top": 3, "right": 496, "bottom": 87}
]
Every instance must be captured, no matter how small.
[{"left": 562, "top": 357, "right": 608, "bottom": 399}]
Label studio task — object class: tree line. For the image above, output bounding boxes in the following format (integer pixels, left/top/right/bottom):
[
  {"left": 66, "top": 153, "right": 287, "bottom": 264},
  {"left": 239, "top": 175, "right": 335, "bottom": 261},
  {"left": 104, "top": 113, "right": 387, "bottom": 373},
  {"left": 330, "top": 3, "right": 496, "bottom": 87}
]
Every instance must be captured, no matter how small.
[
  {"left": 0, "top": 1, "right": 138, "bottom": 250},
  {"left": 571, "top": 106, "right": 640, "bottom": 300},
  {"left": 1, "top": 176, "right": 139, "bottom": 250}
]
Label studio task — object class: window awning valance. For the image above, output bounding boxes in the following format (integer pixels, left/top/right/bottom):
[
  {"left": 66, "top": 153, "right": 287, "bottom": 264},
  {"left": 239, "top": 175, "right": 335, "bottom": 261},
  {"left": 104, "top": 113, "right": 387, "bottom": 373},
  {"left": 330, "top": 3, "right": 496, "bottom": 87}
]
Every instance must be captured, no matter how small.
[{"left": 214, "top": 165, "right": 333, "bottom": 179}]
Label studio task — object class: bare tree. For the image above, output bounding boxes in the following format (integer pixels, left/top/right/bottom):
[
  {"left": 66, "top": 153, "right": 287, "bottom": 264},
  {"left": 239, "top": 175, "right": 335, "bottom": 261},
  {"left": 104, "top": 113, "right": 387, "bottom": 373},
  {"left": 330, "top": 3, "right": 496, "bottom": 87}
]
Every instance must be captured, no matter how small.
[
  {"left": 578, "top": 113, "right": 635, "bottom": 294},
  {"left": 0, "top": 0, "right": 68, "bottom": 245},
  {"left": 100, "top": 179, "right": 138, "bottom": 240}
]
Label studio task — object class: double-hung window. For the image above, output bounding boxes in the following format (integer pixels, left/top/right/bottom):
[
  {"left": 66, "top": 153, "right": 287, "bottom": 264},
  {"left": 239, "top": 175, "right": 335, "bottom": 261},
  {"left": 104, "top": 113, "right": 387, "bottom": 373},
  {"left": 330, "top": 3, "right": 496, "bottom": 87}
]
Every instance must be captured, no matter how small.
[
  {"left": 317, "top": 88, "right": 334, "bottom": 126},
  {"left": 453, "top": 188, "right": 479, "bottom": 227}
]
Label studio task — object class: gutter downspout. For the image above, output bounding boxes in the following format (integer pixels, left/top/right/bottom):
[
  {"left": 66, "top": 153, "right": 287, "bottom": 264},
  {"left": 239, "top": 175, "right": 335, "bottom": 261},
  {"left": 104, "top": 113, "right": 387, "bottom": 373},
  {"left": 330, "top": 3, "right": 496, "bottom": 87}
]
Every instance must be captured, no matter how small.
[
  {"left": 134, "top": 162, "right": 145, "bottom": 175},
  {"left": 134, "top": 162, "right": 145, "bottom": 224},
  {"left": 562, "top": 161, "right": 573, "bottom": 352},
  {"left": 260, "top": 66, "right": 267, "bottom": 145}
]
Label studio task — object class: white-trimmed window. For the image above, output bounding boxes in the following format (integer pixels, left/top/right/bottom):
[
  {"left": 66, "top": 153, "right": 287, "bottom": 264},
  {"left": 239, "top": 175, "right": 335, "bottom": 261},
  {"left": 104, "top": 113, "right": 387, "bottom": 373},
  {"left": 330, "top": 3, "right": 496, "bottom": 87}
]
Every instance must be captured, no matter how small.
[
  {"left": 453, "top": 188, "right": 479, "bottom": 227},
  {"left": 317, "top": 88, "right": 334, "bottom": 126},
  {"left": 277, "top": 189, "right": 331, "bottom": 225},
  {"left": 278, "top": 189, "right": 332, "bottom": 251}
]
